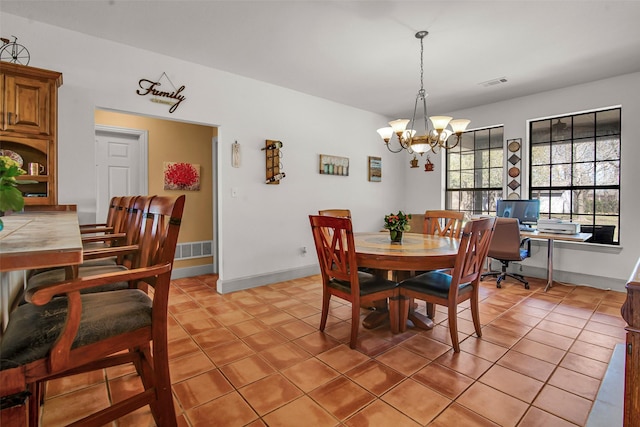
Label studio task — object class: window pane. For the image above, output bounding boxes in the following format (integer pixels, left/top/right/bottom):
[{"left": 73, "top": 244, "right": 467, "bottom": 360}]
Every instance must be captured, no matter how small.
[
  {"left": 531, "top": 120, "right": 550, "bottom": 143},
  {"left": 551, "top": 164, "right": 571, "bottom": 187},
  {"left": 595, "top": 189, "right": 619, "bottom": 215},
  {"left": 573, "top": 112, "right": 595, "bottom": 139},
  {"left": 459, "top": 133, "right": 474, "bottom": 150},
  {"left": 531, "top": 143, "right": 550, "bottom": 165},
  {"left": 449, "top": 153, "right": 461, "bottom": 170},
  {"left": 551, "top": 141, "right": 571, "bottom": 163},
  {"left": 572, "top": 189, "right": 594, "bottom": 214},
  {"left": 551, "top": 118, "right": 571, "bottom": 142},
  {"left": 596, "top": 109, "right": 621, "bottom": 136},
  {"left": 479, "top": 150, "right": 490, "bottom": 168},
  {"left": 490, "top": 127, "right": 503, "bottom": 148},
  {"left": 475, "top": 129, "right": 490, "bottom": 150},
  {"left": 490, "top": 168, "right": 502, "bottom": 187},
  {"left": 573, "top": 162, "right": 595, "bottom": 186},
  {"left": 596, "top": 137, "right": 620, "bottom": 161},
  {"left": 489, "top": 148, "right": 503, "bottom": 168},
  {"left": 460, "top": 152, "right": 474, "bottom": 169},
  {"left": 461, "top": 170, "right": 474, "bottom": 188},
  {"left": 448, "top": 171, "right": 460, "bottom": 189},
  {"left": 573, "top": 139, "right": 595, "bottom": 162},
  {"left": 531, "top": 165, "right": 550, "bottom": 187},
  {"left": 596, "top": 161, "right": 620, "bottom": 185}
]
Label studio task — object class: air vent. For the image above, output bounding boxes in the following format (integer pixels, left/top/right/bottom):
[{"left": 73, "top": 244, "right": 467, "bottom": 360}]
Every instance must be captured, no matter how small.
[
  {"left": 479, "top": 77, "right": 508, "bottom": 88},
  {"left": 175, "top": 240, "right": 214, "bottom": 260}
]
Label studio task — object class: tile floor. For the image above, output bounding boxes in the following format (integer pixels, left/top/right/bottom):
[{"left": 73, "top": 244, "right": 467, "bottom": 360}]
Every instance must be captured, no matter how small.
[{"left": 40, "top": 274, "right": 627, "bottom": 426}]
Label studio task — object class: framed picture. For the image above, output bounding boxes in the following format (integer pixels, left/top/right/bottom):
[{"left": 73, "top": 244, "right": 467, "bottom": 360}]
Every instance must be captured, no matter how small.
[
  {"left": 368, "top": 156, "right": 382, "bottom": 182},
  {"left": 163, "top": 161, "right": 201, "bottom": 191},
  {"left": 319, "top": 154, "right": 349, "bottom": 176}
]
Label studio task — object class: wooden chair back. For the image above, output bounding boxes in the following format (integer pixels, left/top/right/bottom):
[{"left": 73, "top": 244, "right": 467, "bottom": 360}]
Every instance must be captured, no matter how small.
[
  {"left": 450, "top": 217, "right": 496, "bottom": 291},
  {"left": 318, "top": 209, "right": 352, "bottom": 218},
  {"left": 0, "top": 195, "right": 186, "bottom": 426},
  {"left": 424, "top": 210, "right": 465, "bottom": 238}
]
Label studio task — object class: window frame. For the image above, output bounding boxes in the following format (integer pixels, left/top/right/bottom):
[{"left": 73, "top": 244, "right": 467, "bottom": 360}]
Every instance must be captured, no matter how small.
[
  {"left": 528, "top": 107, "right": 621, "bottom": 245},
  {"left": 445, "top": 125, "right": 504, "bottom": 217}
]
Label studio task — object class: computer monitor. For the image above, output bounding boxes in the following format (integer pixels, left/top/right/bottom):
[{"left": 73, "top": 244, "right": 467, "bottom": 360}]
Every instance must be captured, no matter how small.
[{"left": 496, "top": 199, "right": 540, "bottom": 225}]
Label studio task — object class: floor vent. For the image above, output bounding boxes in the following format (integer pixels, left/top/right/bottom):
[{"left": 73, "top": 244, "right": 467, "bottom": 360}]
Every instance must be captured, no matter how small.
[{"left": 175, "top": 240, "right": 213, "bottom": 260}]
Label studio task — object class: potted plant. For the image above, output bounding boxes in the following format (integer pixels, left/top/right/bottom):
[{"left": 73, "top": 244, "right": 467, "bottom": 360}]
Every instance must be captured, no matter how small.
[
  {"left": 0, "top": 155, "right": 26, "bottom": 229},
  {"left": 384, "top": 211, "right": 411, "bottom": 243}
]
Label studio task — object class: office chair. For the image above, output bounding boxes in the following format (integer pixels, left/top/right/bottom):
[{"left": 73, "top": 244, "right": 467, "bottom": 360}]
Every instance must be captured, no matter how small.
[{"left": 481, "top": 217, "right": 531, "bottom": 289}]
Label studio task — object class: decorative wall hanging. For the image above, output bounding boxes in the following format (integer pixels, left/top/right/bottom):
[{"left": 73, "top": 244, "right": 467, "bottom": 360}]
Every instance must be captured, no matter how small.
[
  {"left": 136, "top": 72, "right": 186, "bottom": 113},
  {"left": 232, "top": 141, "right": 241, "bottom": 168},
  {"left": 506, "top": 138, "right": 522, "bottom": 199},
  {"left": 409, "top": 155, "right": 419, "bottom": 168},
  {"left": 163, "top": 162, "right": 200, "bottom": 191},
  {"left": 424, "top": 155, "right": 434, "bottom": 172},
  {"left": 368, "top": 156, "right": 382, "bottom": 182},
  {"left": 264, "top": 140, "right": 285, "bottom": 184},
  {"left": 319, "top": 154, "right": 349, "bottom": 176}
]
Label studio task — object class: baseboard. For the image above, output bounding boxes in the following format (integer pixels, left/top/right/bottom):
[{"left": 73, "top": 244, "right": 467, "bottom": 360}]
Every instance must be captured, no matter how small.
[
  {"left": 216, "top": 265, "right": 320, "bottom": 294},
  {"left": 171, "top": 264, "right": 215, "bottom": 280},
  {"left": 489, "top": 260, "right": 627, "bottom": 291}
]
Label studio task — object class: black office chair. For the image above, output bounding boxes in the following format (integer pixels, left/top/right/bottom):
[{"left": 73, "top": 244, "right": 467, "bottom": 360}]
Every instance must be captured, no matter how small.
[
  {"left": 580, "top": 225, "right": 615, "bottom": 244},
  {"left": 481, "top": 218, "right": 531, "bottom": 289}
]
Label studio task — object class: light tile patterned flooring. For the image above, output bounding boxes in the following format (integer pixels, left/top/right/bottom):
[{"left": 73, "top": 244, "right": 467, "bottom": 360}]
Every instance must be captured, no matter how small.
[{"left": 41, "top": 274, "right": 627, "bottom": 426}]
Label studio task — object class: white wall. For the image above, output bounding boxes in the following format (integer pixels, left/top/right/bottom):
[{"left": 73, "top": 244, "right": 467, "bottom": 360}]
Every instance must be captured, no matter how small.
[
  {"left": 404, "top": 73, "right": 640, "bottom": 290},
  {"left": 3, "top": 14, "right": 408, "bottom": 293},
  {"left": 4, "top": 14, "right": 637, "bottom": 292}
]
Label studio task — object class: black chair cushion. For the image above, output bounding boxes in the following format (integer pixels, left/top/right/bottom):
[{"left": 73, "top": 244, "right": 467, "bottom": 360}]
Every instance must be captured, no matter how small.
[
  {"left": 330, "top": 271, "right": 397, "bottom": 296},
  {"left": 400, "top": 271, "right": 472, "bottom": 299},
  {"left": 0, "top": 289, "right": 152, "bottom": 371}
]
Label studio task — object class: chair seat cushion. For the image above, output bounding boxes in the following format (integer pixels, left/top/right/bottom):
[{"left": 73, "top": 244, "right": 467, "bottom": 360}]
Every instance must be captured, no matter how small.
[
  {"left": 400, "top": 271, "right": 472, "bottom": 299},
  {"left": 331, "top": 271, "right": 397, "bottom": 296},
  {"left": 0, "top": 289, "right": 152, "bottom": 371}
]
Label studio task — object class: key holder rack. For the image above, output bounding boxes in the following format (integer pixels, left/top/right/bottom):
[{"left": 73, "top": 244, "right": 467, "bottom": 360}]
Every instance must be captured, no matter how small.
[{"left": 263, "top": 140, "right": 285, "bottom": 184}]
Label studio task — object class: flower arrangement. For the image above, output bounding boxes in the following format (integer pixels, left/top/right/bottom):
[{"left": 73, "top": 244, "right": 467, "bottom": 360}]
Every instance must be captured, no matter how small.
[
  {"left": 384, "top": 211, "right": 411, "bottom": 233},
  {"left": 0, "top": 155, "right": 26, "bottom": 213}
]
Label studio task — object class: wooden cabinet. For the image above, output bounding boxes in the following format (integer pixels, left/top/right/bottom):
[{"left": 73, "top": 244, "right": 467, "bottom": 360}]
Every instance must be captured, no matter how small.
[
  {"left": 622, "top": 260, "right": 640, "bottom": 427},
  {"left": 0, "top": 62, "right": 62, "bottom": 205}
]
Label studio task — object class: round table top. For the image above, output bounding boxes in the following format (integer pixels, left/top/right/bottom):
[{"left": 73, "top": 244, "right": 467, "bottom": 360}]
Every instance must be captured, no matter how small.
[{"left": 354, "top": 232, "right": 459, "bottom": 271}]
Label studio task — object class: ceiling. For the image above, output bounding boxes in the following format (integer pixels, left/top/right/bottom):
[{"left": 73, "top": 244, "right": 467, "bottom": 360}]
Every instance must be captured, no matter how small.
[{"left": 3, "top": 0, "right": 640, "bottom": 119}]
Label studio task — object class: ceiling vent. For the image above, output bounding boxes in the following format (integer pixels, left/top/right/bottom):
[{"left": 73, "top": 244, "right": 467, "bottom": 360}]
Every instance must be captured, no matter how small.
[{"left": 479, "top": 77, "right": 508, "bottom": 88}]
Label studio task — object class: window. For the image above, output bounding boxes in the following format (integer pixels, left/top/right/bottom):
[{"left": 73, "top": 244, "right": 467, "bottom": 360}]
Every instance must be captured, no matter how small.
[
  {"left": 529, "top": 108, "right": 621, "bottom": 244},
  {"left": 446, "top": 126, "right": 504, "bottom": 217}
]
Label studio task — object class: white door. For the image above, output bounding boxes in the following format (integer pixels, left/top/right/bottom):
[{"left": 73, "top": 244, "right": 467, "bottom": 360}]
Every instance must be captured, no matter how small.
[{"left": 95, "top": 125, "right": 148, "bottom": 222}]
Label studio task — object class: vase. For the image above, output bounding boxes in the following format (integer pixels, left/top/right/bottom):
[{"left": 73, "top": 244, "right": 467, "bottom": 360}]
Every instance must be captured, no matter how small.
[{"left": 389, "top": 230, "right": 403, "bottom": 243}]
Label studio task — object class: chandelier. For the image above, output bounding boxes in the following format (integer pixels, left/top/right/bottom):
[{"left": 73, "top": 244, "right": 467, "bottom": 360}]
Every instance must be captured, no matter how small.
[{"left": 377, "top": 31, "right": 470, "bottom": 154}]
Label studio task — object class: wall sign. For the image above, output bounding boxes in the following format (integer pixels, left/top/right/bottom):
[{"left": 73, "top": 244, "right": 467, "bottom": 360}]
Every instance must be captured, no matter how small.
[{"left": 136, "top": 72, "right": 186, "bottom": 113}]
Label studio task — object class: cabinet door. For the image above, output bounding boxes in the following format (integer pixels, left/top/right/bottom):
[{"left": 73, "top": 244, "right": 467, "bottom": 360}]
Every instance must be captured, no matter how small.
[{"left": 3, "top": 74, "right": 51, "bottom": 135}]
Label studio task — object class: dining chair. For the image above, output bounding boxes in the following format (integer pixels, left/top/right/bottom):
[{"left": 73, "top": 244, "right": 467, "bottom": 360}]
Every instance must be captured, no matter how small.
[
  {"left": 78, "top": 195, "right": 122, "bottom": 235},
  {"left": 423, "top": 209, "right": 465, "bottom": 238},
  {"left": 309, "top": 215, "right": 399, "bottom": 348},
  {"left": 0, "top": 195, "right": 185, "bottom": 427},
  {"left": 480, "top": 217, "right": 531, "bottom": 289},
  {"left": 24, "top": 196, "right": 154, "bottom": 294},
  {"left": 318, "top": 209, "right": 351, "bottom": 218},
  {"left": 398, "top": 217, "right": 496, "bottom": 352}
]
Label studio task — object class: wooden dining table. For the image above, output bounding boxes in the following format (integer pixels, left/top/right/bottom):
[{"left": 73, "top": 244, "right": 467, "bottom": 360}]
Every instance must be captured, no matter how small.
[
  {"left": 0, "top": 211, "right": 83, "bottom": 329},
  {"left": 353, "top": 232, "right": 460, "bottom": 331}
]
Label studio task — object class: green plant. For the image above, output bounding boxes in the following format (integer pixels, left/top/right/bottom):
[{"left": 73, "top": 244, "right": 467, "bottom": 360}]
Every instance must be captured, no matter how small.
[
  {"left": 384, "top": 211, "right": 411, "bottom": 232},
  {"left": 0, "top": 155, "right": 26, "bottom": 212}
]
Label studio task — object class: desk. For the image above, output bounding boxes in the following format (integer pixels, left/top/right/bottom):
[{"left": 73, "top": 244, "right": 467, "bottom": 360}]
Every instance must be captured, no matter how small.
[
  {"left": 0, "top": 211, "right": 83, "bottom": 329},
  {"left": 520, "top": 230, "right": 592, "bottom": 292},
  {"left": 354, "top": 232, "right": 459, "bottom": 330}
]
